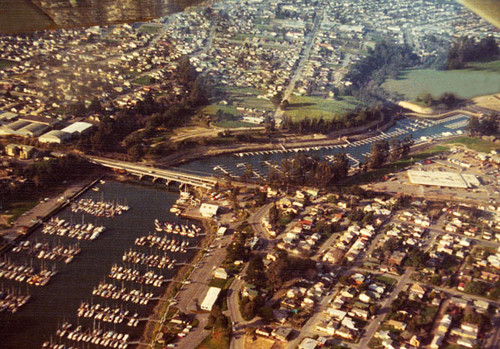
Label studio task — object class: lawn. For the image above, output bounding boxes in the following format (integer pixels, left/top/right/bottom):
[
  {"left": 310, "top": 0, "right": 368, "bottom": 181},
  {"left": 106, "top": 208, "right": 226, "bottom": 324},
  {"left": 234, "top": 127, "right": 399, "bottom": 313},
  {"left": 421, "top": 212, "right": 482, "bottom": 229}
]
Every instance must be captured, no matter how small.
[
  {"left": 284, "top": 95, "right": 362, "bottom": 121},
  {"left": 445, "top": 136, "right": 500, "bottom": 153},
  {"left": 202, "top": 104, "right": 239, "bottom": 116},
  {"left": 375, "top": 275, "right": 397, "bottom": 286},
  {"left": 214, "top": 120, "right": 260, "bottom": 129},
  {"left": 218, "top": 87, "right": 275, "bottom": 112},
  {"left": 0, "top": 59, "right": 16, "bottom": 69},
  {"left": 208, "top": 277, "right": 234, "bottom": 289},
  {"left": 139, "top": 24, "right": 163, "bottom": 34},
  {"left": 197, "top": 328, "right": 230, "bottom": 349},
  {"left": 2, "top": 200, "right": 39, "bottom": 227},
  {"left": 132, "top": 75, "right": 154, "bottom": 85},
  {"left": 383, "top": 61, "right": 500, "bottom": 100}
]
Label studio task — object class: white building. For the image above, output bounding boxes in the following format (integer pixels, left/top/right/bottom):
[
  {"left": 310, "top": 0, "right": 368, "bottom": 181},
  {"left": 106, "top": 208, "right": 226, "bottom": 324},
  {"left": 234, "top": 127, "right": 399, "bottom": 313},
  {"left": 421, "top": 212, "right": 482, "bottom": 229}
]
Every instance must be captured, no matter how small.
[
  {"left": 61, "top": 121, "right": 94, "bottom": 136},
  {"left": 39, "top": 130, "right": 71, "bottom": 144},
  {"left": 200, "top": 203, "right": 219, "bottom": 218},
  {"left": 200, "top": 287, "right": 221, "bottom": 311}
]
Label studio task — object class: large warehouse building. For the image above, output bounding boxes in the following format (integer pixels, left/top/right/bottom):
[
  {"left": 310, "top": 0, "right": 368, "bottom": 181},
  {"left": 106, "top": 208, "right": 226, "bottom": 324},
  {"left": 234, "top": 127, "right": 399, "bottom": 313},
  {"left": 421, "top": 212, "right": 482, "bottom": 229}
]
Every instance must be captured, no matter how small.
[{"left": 407, "top": 170, "right": 479, "bottom": 189}]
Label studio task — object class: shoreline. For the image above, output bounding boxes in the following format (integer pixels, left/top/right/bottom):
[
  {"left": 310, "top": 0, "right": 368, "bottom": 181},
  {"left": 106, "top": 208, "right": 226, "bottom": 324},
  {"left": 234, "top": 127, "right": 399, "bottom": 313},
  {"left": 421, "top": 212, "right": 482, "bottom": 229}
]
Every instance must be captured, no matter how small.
[
  {"left": 138, "top": 218, "right": 214, "bottom": 348},
  {"left": 0, "top": 172, "right": 105, "bottom": 252}
]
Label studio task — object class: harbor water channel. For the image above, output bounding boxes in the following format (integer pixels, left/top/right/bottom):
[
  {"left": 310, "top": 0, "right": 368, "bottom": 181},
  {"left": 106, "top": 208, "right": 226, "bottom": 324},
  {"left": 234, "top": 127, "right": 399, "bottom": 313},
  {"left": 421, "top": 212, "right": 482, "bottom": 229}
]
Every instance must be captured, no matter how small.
[
  {"left": 178, "top": 115, "right": 470, "bottom": 177},
  {"left": 0, "top": 181, "right": 201, "bottom": 348}
]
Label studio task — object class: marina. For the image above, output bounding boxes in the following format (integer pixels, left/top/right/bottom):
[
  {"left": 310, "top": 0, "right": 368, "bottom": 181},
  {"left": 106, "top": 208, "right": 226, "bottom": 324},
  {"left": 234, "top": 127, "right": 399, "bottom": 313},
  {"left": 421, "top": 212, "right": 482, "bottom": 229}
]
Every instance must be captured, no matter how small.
[
  {"left": 0, "top": 181, "right": 201, "bottom": 349},
  {"left": 0, "top": 260, "right": 57, "bottom": 286},
  {"left": 179, "top": 114, "right": 471, "bottom": 177},
  {"left": 76, "top": 302, "right": 140, "bottom": 327},
  {"left": 71, "top": 198, "right": 130, "bottom": 218},
  {"left": 135, "top": 233, "right": 190, "bottom": 253},
  {"left": 11, "top": 240, "right": 81, "bottom": 264},
  {"left": 42, "top": 217, "right": 106, "bottom": 241},
  {"left": 0, "top": 288, "right": 31, "bottom": 313}
]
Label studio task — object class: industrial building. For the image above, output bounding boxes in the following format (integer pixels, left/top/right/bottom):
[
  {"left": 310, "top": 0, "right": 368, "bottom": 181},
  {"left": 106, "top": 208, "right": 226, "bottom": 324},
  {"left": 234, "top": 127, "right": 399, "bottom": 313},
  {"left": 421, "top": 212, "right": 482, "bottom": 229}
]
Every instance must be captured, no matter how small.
[
  {"left": 407, "top": 170, "right": 479, "bottom": 189},
  {"left": 200, "top": 287, "right": 221, "bottom": 311},
  {"left": 61, "top": 121, "right": 94, "bottom": 136},
  {"left": 38, "top": 130, "right": 72, "bottom": 144}
]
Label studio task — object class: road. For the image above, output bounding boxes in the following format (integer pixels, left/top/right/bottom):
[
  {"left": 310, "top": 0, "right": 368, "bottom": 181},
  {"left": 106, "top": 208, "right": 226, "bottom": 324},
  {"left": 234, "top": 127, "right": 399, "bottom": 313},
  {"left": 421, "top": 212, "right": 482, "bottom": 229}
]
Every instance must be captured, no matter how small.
[
  {"left": 227, "top": 204, "right": 274, "bottom": 349},
  {"left": 171, "top": 233, "right": 233, "bottom": 348},
  {"left": 356, "top": 268, "right": 414, "bottom": 348},
  {"left": 273, "top": 5, "right": 324, "bottom": 125}
]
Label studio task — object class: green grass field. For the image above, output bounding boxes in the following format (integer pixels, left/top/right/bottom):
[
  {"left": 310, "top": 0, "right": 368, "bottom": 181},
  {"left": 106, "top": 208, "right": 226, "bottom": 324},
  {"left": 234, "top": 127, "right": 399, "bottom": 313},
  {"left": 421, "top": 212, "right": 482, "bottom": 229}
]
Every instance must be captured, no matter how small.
[
  {"left": 445, "top": 136, "right": 500, "bottom": 153},
  {"left": 284, "top": 95, "right": 362, "bottom": 121},
  {"left": 218, "top": 87, "right": 275, "bottom": 111},
  {"left": 132, "top": 75, "right": 153, "bottom": 85},
  {"left": 214, "top": 120, "right": 259, "bottom": 129},
  {"left": 139, "top": 24, "right": 163, "bottom": 34},
  {"left": 0, "top": 60, "right": 16, "bottom": 69},
  {"left": 2, "top": 200, "right": 39, "bottom": 227},
  {"left": 383, "top": 61, "right": 500, "bottom": 100},
  {"left": 202, "top": 104, "right": 239, "bottom": 116}
]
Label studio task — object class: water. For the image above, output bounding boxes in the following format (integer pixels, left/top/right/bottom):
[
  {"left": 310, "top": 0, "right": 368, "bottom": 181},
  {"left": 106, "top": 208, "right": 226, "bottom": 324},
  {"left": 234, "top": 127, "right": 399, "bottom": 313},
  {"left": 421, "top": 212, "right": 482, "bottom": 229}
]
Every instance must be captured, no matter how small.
[
  {"left": 177, "top": 115, "right": 470, "bottom": 178},
  {"left": 0, "top": 181, "right": 199, "bottom": 349}
]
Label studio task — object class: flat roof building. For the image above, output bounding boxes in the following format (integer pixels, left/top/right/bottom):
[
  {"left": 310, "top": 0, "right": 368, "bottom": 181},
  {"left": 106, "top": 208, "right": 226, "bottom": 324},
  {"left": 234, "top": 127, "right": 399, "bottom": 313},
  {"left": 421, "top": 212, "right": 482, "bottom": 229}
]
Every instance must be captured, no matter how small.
[
  {"left": 407, "top": 170, "right": 478, "bottom": 189},
  {"left": 200, "top": 287, "right": 221, "bottom": 311},
  {"left": 61, "top": 121, "right": 94, "bottom": 136}
]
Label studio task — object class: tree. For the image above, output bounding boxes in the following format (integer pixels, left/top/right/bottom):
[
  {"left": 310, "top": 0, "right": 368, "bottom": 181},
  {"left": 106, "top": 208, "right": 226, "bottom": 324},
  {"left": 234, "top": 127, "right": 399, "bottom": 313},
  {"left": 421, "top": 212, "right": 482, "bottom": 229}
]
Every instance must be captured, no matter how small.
[
  {"left": 268, "top": 203, "right": 279, "bottom": 225},
  {"left": 271, "top": 91, "right": 283, "bottom": 107},
  {"left": 245, "top": 257, "right": 266, "bottom": 288},
  {"left": 369, "top": 140, "right": 390, "bottom": 169},
  {"left": 280, "top": 99, "right": 289, "bottom": 110}
]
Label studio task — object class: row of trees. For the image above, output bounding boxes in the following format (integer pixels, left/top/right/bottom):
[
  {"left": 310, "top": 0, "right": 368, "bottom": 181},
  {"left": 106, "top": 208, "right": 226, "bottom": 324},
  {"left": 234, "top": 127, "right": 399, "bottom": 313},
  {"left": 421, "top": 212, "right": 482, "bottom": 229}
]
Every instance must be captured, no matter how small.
[
  {"left": 280, "top": 107, "right": 386, "bottom": 135},
  {"left": 446, "top": 36, "right": 499, "bottom": 70},
  {"left": 268, "top": 153, "right": 349, "bottom": 188}
]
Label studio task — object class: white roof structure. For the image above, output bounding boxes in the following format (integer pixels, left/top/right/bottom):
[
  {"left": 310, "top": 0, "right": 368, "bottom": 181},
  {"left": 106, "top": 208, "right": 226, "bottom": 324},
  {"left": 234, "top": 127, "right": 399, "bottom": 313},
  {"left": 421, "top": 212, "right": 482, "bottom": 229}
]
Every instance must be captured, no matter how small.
[
  {"left": 39, "top": 130, "right": 71, "bottom": 144},
  {"left": 62, "top": 121, "right": 94, "bottom": 135},
  {"left": 407, "top": 170, "right": 479, "bottom": 189},
  {"left": 200, "top": 287, "right": 221, "bottom": 311},
  {"left": 200, "top": 203, "right": 219, "bottom": 218}
]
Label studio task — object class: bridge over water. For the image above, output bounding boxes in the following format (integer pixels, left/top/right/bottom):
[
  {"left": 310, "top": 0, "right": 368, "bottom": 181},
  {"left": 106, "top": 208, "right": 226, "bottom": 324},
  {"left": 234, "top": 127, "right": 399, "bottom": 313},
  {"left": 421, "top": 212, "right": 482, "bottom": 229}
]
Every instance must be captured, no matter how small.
[{"left": 88, "top": 157, "right": 218, "bottom": 190}]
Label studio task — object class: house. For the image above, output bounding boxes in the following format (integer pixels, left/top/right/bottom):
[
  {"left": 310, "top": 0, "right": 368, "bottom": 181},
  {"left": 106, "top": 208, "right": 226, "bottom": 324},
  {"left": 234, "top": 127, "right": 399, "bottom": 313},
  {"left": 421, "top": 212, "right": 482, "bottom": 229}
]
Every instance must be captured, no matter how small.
[
  {"left": 389, "top": 251, "right": 406, "bottom": 266},
  {"left": 386, "top": 320, "right": 407, "bottom": 331},
  {"left": 216, "top": 226, "right": 227, "bottom": 237},
  {"left": 409, "top": 283, "right": 426, "bottom": 299},
  {"left": 335, "top": 326, "right": 354, "bottom": 340},
  {"left": 5, "top": 144, "right": 36, "bottom": 159},
  {"left": 256, "top": 327, "right": 271, "bottom": 337},
  {"left": 272, "top": 327, "right": 293, "bottom": 342},
  {"left": 409, "top": 335, "right": 421, "bottom": 347},
  {"left": 437, "top": 314, "right": 452, "bottom": 334},
  {"left": 213, "top": 267, "right": 228, "bottom": 280},
  {"left": 298, "top": 337, "right": 319, "bottom": 349}
]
